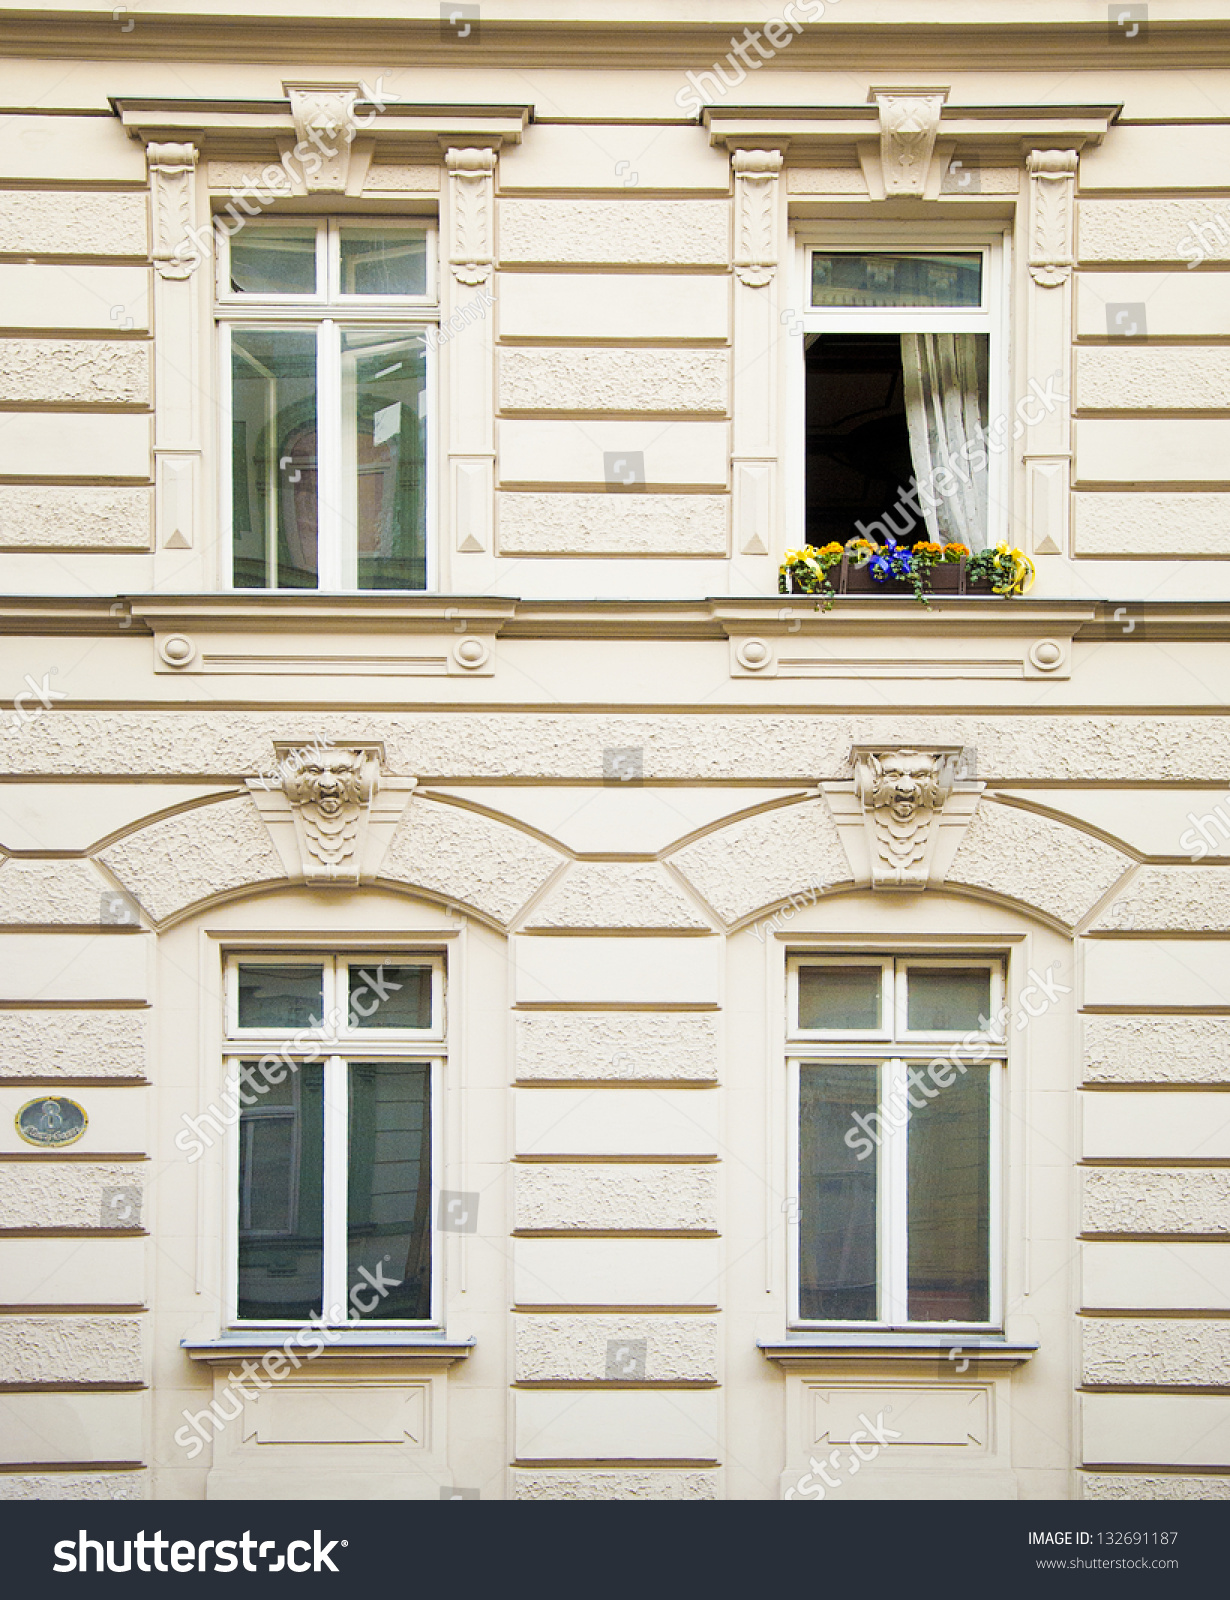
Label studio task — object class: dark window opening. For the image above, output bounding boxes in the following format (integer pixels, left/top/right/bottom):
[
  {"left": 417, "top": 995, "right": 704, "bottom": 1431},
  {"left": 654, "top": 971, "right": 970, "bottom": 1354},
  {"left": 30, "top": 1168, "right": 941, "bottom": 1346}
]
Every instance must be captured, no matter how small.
[{"left": 804, "top": 333, "right": 917, "bottom": 549}]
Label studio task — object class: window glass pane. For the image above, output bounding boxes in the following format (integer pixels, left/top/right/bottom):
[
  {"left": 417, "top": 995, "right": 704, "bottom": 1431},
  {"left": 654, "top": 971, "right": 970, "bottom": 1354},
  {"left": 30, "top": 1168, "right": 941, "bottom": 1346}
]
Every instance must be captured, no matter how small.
[
  {"left": 811, "top": 251, "right": 982, "bottom": 308},
  {"left": 231, "top": 328, "right": 319, "bottom": 589},
  {"left": 347, "top": 1063, "right": 432, "bottom": 1320},
  {"left": 236, "top": 963, "right": 323, "bottom": 1030},
  {"left": 907, "top": 966, "right": 991, "bottom": 1032},
  {"left": 238, "top": 1067, "right": 324, "bottom": 1319},
  {"left": 799, "top": 1065, "right": 878, "bottom": 1320},
  {"left": 339, "top": 227, "right": 428, "bottom": 295},
  {"left": 908, "top": 1068, "right": 990, "bottom": 1322},
  {"left": 347, "top": 964, "right": 433, "bottom": 1029},
  {"left": 230, "top": 227, "right": 317, "bottom": 295},
  {"left": 798, "top": 965, "right": 882, "bottom": 1031},
  {"left": 341, "top": 329, "right": 428, "bottom": 591}
]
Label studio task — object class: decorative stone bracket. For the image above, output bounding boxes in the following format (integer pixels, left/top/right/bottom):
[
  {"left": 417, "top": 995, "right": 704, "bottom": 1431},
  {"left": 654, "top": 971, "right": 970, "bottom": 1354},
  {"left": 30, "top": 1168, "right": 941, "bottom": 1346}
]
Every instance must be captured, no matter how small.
[
  {"left": 147, "top": 142, "right": 199, "bottom": 281},
  {"left": 732, "top": 148, "right": 783, "bottom": 286},
  {"left": 446, "top": 146, "right": 496, "bottom": 285},
  {"left": 287, "top": 85, "right": 360, "bottom": 193},
  {"left": 872, "top": 87, "right": 948, "bottom": 198},
  {"left": 1027, "top": 148, "right": 1078, "bottom": 287},
  {"left": 823, "top": 745, "right": 983, "bottom": 891},
  {"left": 247, "top": 742, "right": 415, "bottom": 887}
]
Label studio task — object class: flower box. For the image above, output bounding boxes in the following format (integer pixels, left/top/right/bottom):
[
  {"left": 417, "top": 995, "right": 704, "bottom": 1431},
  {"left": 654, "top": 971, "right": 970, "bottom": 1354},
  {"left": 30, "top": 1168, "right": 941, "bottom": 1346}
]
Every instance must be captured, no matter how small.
[
  {"left": 780, "top": 541, "right": 1029, "bottom": 603},
  {"left": 784, "top": 556, "right": 996, "bottom": 597}
]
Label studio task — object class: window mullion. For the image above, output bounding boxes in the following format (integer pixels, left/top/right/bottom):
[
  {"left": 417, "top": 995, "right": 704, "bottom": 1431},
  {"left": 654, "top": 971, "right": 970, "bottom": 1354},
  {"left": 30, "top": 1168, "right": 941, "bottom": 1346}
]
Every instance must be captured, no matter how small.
[
  {"left": 884, "top": 1057, "right": 910, "bottom": 1325},
  {"left": 322, "top": 1052, "right": 349, "bottom": 1321},
  {"left": 316, "top": 318, "right": 346, "bottom": 591}
]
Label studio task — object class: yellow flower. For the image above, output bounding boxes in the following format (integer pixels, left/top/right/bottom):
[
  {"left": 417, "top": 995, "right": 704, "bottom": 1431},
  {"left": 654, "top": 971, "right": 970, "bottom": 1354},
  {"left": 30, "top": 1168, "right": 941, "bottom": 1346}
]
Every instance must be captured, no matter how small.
[{"left": 943, "top": 542, "right": 969, "bottom": 559}]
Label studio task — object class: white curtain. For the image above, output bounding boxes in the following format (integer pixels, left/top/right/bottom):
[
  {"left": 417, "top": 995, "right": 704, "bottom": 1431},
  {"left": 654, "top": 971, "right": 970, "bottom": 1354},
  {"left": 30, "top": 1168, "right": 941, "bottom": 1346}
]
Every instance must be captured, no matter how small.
[{"left": 900, "top": 333, "right": 989, "bottom": 551}]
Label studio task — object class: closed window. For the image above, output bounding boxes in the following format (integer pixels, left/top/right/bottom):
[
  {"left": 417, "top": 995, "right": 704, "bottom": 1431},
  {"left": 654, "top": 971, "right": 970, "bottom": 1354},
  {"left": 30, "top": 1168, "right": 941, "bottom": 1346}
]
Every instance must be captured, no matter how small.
[
  {"left": 788, "top": 955, "right": 1004, "bottom": 1329},
  {"left": 226, "top": 952, "right": 444, "bottom": 1325},
  {"left": 219, "top": 219, "right": 436, "bottom": 591}
]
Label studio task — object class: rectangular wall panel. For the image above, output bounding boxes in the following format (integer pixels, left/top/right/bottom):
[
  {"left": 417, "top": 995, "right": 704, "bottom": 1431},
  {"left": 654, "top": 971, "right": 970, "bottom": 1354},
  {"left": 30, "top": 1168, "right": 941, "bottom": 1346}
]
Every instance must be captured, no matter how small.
[
  {"left": 1083, "top": 1091, "right": 1230, "bottom": 1161},
  {"left": 515, "top": 1389, "right": 720, "bottom": 1461},
  {"left": 513, "top": 936, "right": 720, "bottom": 1006},
  {"left": 514, "top": 1238, "right": 720, "bottom": 1306},
  {"left": 1083, "top": 940, "right": 1230, "bottom": 1008},
  {"left": 515, "top": 1087, "right": 719, "bottom": 1156}
]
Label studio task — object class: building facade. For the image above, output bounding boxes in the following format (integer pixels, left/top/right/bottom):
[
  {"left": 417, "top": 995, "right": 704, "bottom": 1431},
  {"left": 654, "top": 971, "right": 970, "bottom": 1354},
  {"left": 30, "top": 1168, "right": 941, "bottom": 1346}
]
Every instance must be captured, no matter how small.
[{"left": 1, "top": 1, "right": 1228, "bottom": 1502}]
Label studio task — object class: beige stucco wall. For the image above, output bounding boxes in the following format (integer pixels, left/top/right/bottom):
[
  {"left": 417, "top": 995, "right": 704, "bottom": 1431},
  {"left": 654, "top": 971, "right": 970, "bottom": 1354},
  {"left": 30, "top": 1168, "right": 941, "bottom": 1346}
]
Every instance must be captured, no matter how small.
[{"left": 0, "top": 1, "right": 1228, "bottom": 1501}]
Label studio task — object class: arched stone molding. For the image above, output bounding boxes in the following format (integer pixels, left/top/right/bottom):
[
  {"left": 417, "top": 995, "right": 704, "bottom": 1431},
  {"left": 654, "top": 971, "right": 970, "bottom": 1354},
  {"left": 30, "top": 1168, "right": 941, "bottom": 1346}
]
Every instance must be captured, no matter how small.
[
  {"left": 99, "top": 793, "right": 288, "bottom": 926},
  {"left": 947, "top": 799, "right": 1135, "bottom": 930},
  {"left": 668, "top": 798, "right": 853, "bottom": 930},
  {"left": 377, "top": 795, "right": 564, "bottom": 927},
  {"left": 668, "top": 792, "right": 1137, "bottom": 934},
  {"left": 94, "top": 790, "right": 568, "bottom": 931},
  {"left": 521, "top": 861, "right": 713, "bottom": 931}
]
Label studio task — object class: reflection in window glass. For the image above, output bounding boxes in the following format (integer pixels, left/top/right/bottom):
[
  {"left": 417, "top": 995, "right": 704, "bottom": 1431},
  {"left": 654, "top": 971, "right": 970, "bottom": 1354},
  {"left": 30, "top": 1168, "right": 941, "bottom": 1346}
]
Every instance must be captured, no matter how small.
[
  {"left": 907, "top": 967, "right": 991, "bottom": 1033},
  {"left": 238, "top": 1068, "right": 324, "bottom": 1319},
  {"left": 339, "top": 227, "right": 428, "bottom": 296},
  {"left": 811, "top": 251, "right": 982, "bottom": 308},
  {"left": 341, "top": 329, "right": 428, "bottom": 590},
  {"left": 347, "top": 964, "right": 433, "bottom": 1029},
  {"left": 230, "top": 227, "right": 317, "bottom": 295},
  {"left": 231, "top": 329, "right": 319, "bottom": 589},
  {"left": 347, "top": 1064, "right": 432, "bottom": 1319},
  {"left": 798, "top": 965, "right": 882, "bottom": 1031},
  {"left": 236, "top": 964, "right": 324, "bottom": 1030},
  {"left": 799, "top": 1065, "right": 878, "bottom": 1321},
  {"left": 908, "top": 1069, "right": 990, "bottom": 1322}
]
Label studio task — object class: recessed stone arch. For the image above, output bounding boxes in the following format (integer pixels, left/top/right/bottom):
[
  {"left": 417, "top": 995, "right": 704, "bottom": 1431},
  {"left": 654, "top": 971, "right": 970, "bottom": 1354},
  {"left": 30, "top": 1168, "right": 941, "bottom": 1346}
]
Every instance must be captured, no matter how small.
[{"left": 94, "top": 789, "right": 566, "bottom": 930}]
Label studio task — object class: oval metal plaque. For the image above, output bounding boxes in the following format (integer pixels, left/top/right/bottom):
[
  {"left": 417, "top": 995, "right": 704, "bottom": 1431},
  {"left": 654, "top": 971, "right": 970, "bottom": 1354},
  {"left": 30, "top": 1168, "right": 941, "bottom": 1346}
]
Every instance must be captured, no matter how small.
[{"left": 15, "top": 1095, "right": 88, "bottom": 1149}]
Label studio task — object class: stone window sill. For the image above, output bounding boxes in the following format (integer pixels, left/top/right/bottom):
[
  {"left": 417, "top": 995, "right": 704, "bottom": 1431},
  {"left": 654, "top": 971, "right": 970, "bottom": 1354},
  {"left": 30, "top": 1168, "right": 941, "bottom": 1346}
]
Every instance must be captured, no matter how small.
[
  {"left": 759, "top": 1334, "right": 1037, "bottom": 1370},
  {"left": 182, "top": 1333, "right": 474, "bottom": 1367}
]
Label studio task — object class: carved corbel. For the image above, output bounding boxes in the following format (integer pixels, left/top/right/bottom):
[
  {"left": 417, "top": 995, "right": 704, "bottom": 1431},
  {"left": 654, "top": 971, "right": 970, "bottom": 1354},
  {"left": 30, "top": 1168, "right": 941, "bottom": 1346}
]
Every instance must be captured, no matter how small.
[
  {"left": 1026, "top": 149, "right": 1078, "bottom": 287},
  {"left": 247, "top": 743, "right": 416, "bottom": 886},
  {"left": 147, "top": 142, "right": 199, "bottom": 280},
  {"left": 446, "top": 147, "right": 496, "bottom": 285},
  {"left": 732, "top": 148, "right": 783, "bottom": 287},
  {"left": 288, "top": 86, "right": 360, "bottom": 193},
  {"left": 872, "top": 88, "right": 948, "bottom": 197},
  {"left": 821, "top": 745, "right": 982, "bottom": 891},
  {"left": 280, "top": 743, "right": 378, "bottom": 884}
]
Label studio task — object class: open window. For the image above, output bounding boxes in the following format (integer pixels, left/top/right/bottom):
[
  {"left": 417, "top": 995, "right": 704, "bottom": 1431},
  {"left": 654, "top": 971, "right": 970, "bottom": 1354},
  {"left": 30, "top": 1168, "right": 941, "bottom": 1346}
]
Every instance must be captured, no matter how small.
[{"left": 797, "top": 226, "right": 1009, "bottom": 555}]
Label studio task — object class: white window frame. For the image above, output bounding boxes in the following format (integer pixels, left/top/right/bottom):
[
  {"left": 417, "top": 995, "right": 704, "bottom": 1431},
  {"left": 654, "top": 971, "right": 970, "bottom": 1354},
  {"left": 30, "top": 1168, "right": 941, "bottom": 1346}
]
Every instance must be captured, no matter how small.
[
  {"left": 223, "top": 950, "right": 445, "bottom": 1329},
  {"left": 786, "top": 952, "right": 1005, "bottom": 1333},
  {"left": 788, "top": 221, "right": 1012, "bottom": 554},
  {"left": 217, "top": 217, "right": 439, "bottom": 593}
]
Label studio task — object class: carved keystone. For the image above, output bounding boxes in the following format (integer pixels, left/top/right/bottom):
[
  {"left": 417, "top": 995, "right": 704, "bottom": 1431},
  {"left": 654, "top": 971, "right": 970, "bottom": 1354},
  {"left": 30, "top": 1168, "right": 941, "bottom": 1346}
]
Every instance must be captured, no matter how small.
[
  {"left": 871, "top": 88, "right": 948, "bottom": 197},
  {"left": 288, "top": 86, "right": 360, "bottom": 193},
  {"left": 822, "top": 745, "right": 981, "bottom": 891}
]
